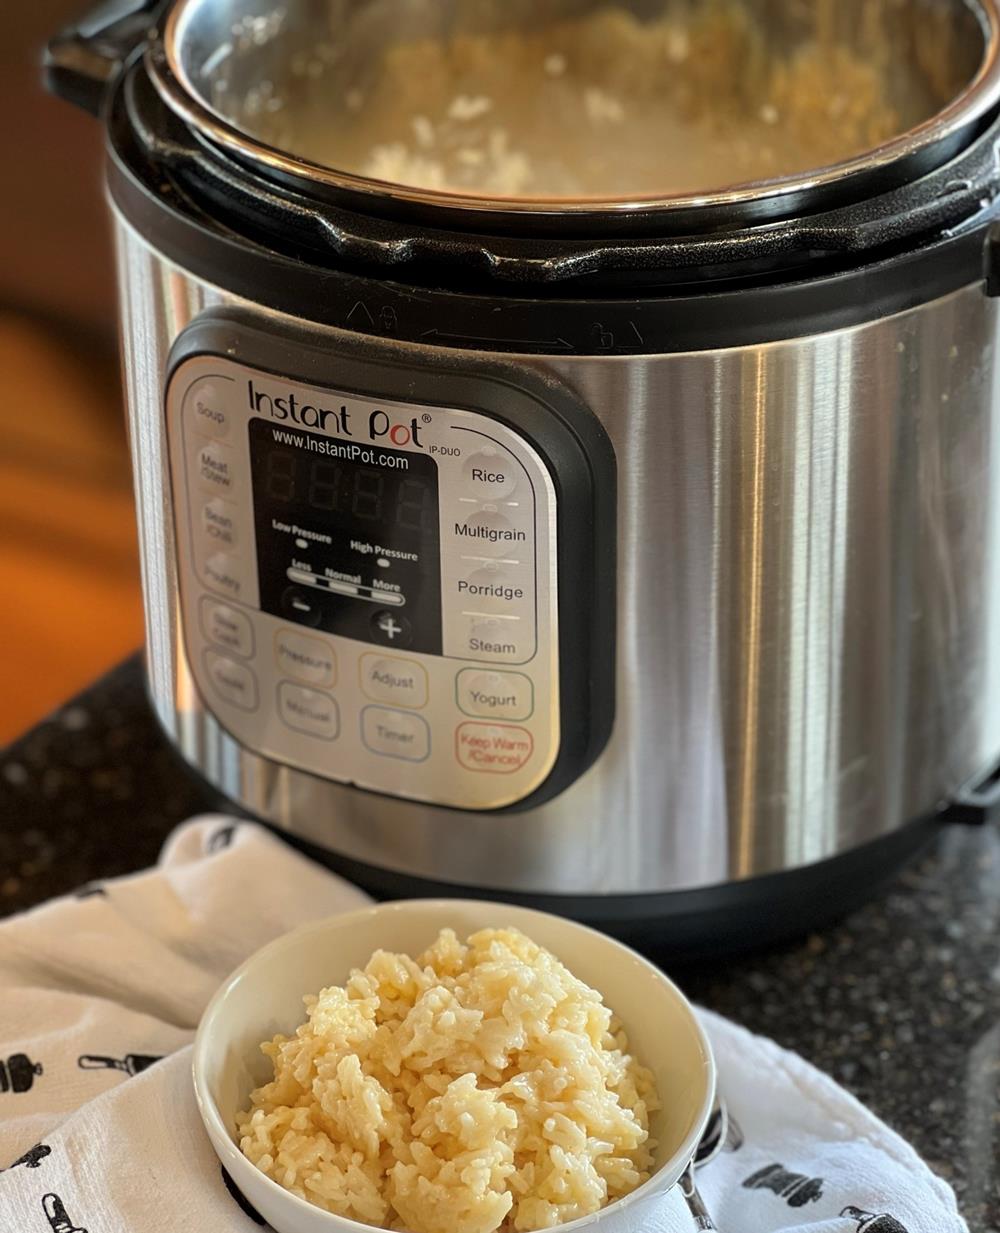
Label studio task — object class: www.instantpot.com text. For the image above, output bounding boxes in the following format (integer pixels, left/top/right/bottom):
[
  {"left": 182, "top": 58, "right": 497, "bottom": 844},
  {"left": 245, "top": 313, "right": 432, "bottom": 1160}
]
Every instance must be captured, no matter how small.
[{"left": 269, "top": 428, "right": 411, "bottom": 470}]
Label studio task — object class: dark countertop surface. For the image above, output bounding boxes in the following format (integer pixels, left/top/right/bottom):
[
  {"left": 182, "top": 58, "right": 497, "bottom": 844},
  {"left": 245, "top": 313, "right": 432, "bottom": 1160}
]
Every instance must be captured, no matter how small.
[{"left": 1, "top": 655, "right": 998, "bottom": 1231}]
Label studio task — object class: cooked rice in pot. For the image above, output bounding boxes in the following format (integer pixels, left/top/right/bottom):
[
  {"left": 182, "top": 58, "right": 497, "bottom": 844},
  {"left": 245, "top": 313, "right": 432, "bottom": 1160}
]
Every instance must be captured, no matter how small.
[{"left": 237, "top": 927, "right": 660, "bottom": 1232}]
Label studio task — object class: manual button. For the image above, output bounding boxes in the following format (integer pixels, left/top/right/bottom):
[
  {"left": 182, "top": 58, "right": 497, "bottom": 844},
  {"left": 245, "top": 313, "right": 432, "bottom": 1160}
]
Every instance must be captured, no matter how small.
[
  {"left": 360, "top": 654, "right": 428, "bottom": 709},
  {"left": 275, "top": 628, "right": 336, "bottom": 687},
  {"left": 278, "top": 681, "right": 339, "bottom": 739},
  {"left": 204, "top": 650, "right": 258, "bottom": 711},
  {"left": 455, "top": 722, "right": 533, "bottom": 773},
  {"left": 361, "top": 707, "right": 430, "bottom": 762}
]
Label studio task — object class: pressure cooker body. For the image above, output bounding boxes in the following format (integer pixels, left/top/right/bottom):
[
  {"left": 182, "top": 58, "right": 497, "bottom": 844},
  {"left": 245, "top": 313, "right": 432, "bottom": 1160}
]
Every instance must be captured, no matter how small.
[{"left": 46, "top": 0, "right": 1000, "bottom": 951}]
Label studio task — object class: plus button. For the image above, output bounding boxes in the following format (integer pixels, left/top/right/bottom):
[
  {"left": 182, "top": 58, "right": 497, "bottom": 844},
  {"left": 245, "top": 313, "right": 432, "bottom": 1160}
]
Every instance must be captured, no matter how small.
[{"left": 370, "top": 609, "right": 413, "bottom": 648}]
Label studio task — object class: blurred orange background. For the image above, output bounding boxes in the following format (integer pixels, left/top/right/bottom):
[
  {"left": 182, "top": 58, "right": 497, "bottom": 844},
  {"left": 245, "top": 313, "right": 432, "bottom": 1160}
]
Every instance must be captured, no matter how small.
[{"left": 1, "top": 1, "right": 144, "bottom": 744}]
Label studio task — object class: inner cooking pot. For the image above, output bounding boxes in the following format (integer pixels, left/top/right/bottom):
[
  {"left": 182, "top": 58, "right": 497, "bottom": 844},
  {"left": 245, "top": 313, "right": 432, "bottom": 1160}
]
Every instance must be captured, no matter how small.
[{"left": 150, "top": 0, "right": 999, "bottom": 217}]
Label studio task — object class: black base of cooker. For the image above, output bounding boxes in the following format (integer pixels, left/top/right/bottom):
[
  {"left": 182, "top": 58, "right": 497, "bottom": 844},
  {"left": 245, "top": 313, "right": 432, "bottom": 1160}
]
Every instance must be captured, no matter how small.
[{"left": 274, "top": 814, "right": 942, "bottom": 961}]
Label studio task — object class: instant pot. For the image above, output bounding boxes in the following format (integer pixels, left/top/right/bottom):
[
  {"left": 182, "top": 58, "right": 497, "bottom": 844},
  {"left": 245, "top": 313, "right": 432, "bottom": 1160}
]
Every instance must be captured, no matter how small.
[{"left": 46, "top": 0, "right": 1000, "bottom": 950}]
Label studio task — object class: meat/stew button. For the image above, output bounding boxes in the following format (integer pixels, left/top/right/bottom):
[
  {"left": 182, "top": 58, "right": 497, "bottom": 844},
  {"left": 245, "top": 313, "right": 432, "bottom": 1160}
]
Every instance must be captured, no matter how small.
[{"left": 455, "top": 722, "right": 534, "bottom": 773}]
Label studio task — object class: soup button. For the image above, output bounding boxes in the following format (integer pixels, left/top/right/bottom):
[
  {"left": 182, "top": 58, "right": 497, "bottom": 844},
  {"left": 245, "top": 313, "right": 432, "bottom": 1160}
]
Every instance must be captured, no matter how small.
[{"left": 455, "top": 722, "right": 533, "bottom": 773}]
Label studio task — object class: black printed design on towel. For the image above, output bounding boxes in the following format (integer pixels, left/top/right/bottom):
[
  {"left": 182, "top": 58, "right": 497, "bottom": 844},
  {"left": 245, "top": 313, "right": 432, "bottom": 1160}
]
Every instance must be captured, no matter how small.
[
  {"left": 74, "top": 884, "right": 107, "bottom": 900},
  {"left": 4, "top": 1143, "right": 51, "bottom": 1171},
  {"left": 78, "top": 1053, "right": 163, "bottom": 1077},
  {"left": 207, "top": 824, "right": 239, "bottom": 853},
  {"left": 842, "top": 1204, "right": 911, "bottom": 1232},
  {"left": 0, "top": 1053, "right": 43, "bottom": 1094},
  {"left": 743, "top": 1162, "right": 824, "bottom": 1207},
  {"left": 221, "top": 1165, "right": 267, "bottom": 1225},
  {"left": 41, "top": 1193, "right": 88, "bottom": 1233}
]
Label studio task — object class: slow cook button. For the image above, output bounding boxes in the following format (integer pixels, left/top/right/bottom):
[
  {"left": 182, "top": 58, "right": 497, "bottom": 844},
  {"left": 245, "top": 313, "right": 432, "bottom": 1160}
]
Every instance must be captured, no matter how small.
[
  {"left": 185, "top": 380, "right": 231, "bottom": 439},
  {"left": 454, "top": 510, "right": 529, "bottom": 559},
  {"left": 456, "top": 669, "right": 533, "bottom": 721},
  {"left": 203, "top": 651, "right": 258, "bottom": 711},
  {"left": 360, "top": 654, "right": 428, "bottom": 709},
  {"left": 194, "top": 440, "right": 237, "bottom": 496},
  {"left": 201, "top": 551, "right": 245, "bottom": 601},
  {"left": 455, "top": 722, "right": 533, "bottom": 774},
  {"left": 200, "top": 597, "right": 254, "bottom": 659},
  {"left": 462, "top": 449, "right": 518, "bottom": 501},
  {"left": 275, "top": 628, "right": 337, "bottom": 687},
  {"left": 201, "top": 497, "right": 239, "bottom": 549},
  {"left": 277, "top": 681, "right": 340, "bottom": 740},
  {"left": 361, "top": 707, "right": 430, "bottom": 762}
]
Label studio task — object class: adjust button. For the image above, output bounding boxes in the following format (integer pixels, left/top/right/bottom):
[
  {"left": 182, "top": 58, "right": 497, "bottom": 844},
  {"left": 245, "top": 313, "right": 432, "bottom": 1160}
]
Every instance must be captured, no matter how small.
[
  {"left": 360, "top": 654, "right": 428, "bottom": 709},
  {"left": 278, "top": 681, "right": 340, "bottom": 740},
  {"left": 454, "top": 509, "right": 529, "bottom": 560},
  {"left": 200, "top": 597, "right": 254, "bottom": 659},
  {"left": 455, "top": 722, "right": 533, "bottom": 773},
  {"left": 275, "top": 628, "right": 336, "bottom": 687},
  {"left": 185, "top": 380, "right": 231, "bottom": 439},
  {"left": 456, "top": 669, "right": 533, "bottom": 721},
  {"left": 462, "top": 448, "right": 518, "bottom": 501},
  {"left": 194, "top": 440, "right": 238, "bottom": 496},
  {"left": 204, "top": 650, "right": 258, "bottom": 711},
  {"left": 361, "top": 707, "right": 430, "bottom": 762}
]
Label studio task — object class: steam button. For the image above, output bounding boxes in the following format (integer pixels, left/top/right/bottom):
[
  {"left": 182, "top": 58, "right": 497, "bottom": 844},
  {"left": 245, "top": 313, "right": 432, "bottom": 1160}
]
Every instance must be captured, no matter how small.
[
  {"left": 204, "top": 651, "right": 258, "bottom": 711},
  {"left": 466, "top": 616, "right": 531, "bottom": 663},
  {"left": 462, "top": 449, "right": 518, "bottom": 501},
  {"left": 186, "top": 380, "right": 231, "bottom": 438}
]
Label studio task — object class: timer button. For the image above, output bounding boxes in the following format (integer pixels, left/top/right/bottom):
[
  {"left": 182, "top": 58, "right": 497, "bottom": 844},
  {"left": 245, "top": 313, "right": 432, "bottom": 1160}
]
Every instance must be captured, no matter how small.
[
  {"left": 456, "top": 669, "right": 533, "bottom": 721},
  {"left": 200, "top": 597, "right": 254, "bottom": 659},
  {"left": 186, "top": 380, "right": 231, "bottom": 439},
  {"left": 278, "top": 681, "right": 340, "bottom": 740},
  {"left": 456, "top": 510, "right": 529, "bottom": 560},
  {"left": 194, "top": 440, "right": 238, "bottom": 496},
  {"left": 204, "top": 651, "right": 258, "bottom": 711},
  {"left": 360, "top": 654, "right": 428, "bottom": 709},
  {"left": 462, "top": 449, "right": 518, "bottom": 501},
  {"left": 275, "top": 628, "right": 337, "bottom": 687},
  {"left": 361, "top": 707, "right": 430, "bottom": 762},
  {"left": 455, "top": 722, "right": 534, "bottom": 773}
]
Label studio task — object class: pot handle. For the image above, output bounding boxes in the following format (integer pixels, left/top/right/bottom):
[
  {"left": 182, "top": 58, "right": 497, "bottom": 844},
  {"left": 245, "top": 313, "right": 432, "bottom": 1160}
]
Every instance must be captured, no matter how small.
[
  {"left": 43, "top": 0, "right": 169, "bottom": 117},
  {"left": 678, "top": 1163, "right": 720, "bottom": 1231}
]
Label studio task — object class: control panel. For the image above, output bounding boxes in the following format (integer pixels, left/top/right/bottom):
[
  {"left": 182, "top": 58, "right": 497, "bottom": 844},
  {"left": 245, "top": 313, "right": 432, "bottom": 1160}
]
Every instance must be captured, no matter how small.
[{"left": 166, "top": 347, "right": 562, "bottom": 810}]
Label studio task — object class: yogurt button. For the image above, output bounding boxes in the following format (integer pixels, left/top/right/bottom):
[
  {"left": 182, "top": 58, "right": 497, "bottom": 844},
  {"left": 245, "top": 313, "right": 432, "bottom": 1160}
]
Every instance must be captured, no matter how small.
[{"left": 456, "top": 669, "right": 533, "bottom": 721}]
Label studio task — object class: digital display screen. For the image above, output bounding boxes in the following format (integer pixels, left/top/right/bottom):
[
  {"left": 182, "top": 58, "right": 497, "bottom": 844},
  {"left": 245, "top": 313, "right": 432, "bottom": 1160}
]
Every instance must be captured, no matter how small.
[{"left": 248, "top": 419, "right": 441, "bottom": 652}]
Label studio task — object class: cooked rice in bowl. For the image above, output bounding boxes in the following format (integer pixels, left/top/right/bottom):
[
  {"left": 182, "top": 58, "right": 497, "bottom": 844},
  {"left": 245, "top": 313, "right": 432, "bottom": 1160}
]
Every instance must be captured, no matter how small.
[{"left": 236, "top": 926, "right": 660, "bottom": 1233}]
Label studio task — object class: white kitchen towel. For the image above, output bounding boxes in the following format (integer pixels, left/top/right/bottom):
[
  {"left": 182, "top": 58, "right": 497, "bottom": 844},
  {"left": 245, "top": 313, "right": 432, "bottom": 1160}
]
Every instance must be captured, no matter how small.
[{"left": 0, "top": 817, "right": 965, "bottom": 1233}]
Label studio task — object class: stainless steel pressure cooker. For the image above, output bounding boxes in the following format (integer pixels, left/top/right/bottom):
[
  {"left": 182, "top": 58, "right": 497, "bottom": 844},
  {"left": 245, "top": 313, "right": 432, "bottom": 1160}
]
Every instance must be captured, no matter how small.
[{"left": 47, "top": 0, "right": 1000, "bottom": 950}]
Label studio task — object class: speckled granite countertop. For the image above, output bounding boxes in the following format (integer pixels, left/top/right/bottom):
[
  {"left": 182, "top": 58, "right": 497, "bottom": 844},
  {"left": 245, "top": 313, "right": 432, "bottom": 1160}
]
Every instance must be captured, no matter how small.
[{"left": 1, "top": 655, "right": 998, "bottom": 1230}]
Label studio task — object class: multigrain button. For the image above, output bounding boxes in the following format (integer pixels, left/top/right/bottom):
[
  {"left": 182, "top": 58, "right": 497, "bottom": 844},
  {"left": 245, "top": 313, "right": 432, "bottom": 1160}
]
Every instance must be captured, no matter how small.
[
  {"left": 455, "top": 509, "right": 529, "bottom": 559},
  {"left": 201, "top": 497, "right": 239, "bottom": 549},
  {"left": 201, "top": 551, "right": 245, "bottom": 601},
  {"left": 194, "top": 440, "right": 237, "bottom": 496},
  {"left": 278, "top": 681, "right": 340, "bottom": 739},
  {"left": 462, "top": 449, "right": 518, "bottom": 500},
  {"left": 274, "top": 628, "right": 336, "bottom": 687},
  {"left": 455, "top": 722, "right": 533, "bottom": 773},
  {"left": 200, "top": 597, "right": 254, "bottom": 659},
  {"left": 186, "top": 380, "right": 231, "bottom": 438},
  {"left": 361, "top": 707, "right": 430, "bottom": 761},
  {"left": 360, "top": 654, "right": 428, "bottom": 708},
  {"left": 456, "top": 669, "right": 533, "bottom": 721},
  {"left": 204, "top": 651, "right": 258, "bottom": 711}
]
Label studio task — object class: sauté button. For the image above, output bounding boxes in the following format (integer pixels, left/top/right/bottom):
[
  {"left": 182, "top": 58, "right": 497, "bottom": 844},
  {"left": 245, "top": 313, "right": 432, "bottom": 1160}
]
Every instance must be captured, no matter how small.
[
  {"left": 277, "top": 681, "right": 339, "bottom": 739},
  {"left": 455, "top": 722, "right": 533, "bottom": 773},
  {"left": 361, "top": 707, "right": 430, "bottom": 761},
  {"left": 455, "top": 510, "right": 528, "bottom": 559},
  {"left": 186, "top": 380, "right": 231, "bottom": 438},
  {"left": 274, "top": 628, "right": 336, "bottom": 686},
  {"left": 201, "top": 497, "right": 239, "bottom": 549},
  {"left": 203, "top": 651, "right": 258, "bottom": 711},
  {"left": 201, "top": 552, "right": 245, "bottom": 601},
  {"left": 456, "top": 669, "right": 533, "bottom": 721},
  {"left": 195, "top": 440, "right": 237, "bottom": 496},
  {"left": 462, "top": 449, "right": 518, "bottom": 500},
  {"left": 360, "top": 654, "right": 428, "bottom": 708},
  {"left": 200, "top": 597, "right": 254, "bottom": 659}
]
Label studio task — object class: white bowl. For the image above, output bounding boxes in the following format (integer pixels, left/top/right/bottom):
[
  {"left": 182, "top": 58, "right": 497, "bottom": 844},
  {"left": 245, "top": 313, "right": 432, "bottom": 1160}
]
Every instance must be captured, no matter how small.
[{"left": 193, "top": 899, "right": 715, "bottom": 1233}]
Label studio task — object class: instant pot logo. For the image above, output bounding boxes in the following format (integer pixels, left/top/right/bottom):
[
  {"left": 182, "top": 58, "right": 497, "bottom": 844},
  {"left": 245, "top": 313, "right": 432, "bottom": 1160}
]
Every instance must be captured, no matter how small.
[{"left": 247, "top": 380, "right": 424, "bottom": 446}]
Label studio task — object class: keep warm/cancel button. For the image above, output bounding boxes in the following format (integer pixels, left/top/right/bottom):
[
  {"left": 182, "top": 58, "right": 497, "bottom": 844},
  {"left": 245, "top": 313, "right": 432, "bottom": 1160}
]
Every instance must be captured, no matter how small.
[{"left": 455, "top": 722, "right": 533, "bottom": 774}]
